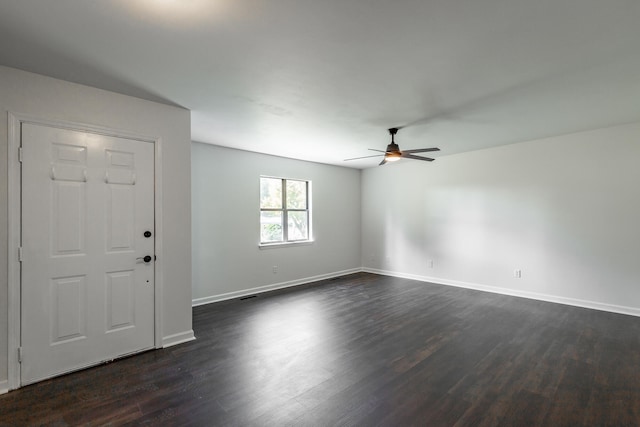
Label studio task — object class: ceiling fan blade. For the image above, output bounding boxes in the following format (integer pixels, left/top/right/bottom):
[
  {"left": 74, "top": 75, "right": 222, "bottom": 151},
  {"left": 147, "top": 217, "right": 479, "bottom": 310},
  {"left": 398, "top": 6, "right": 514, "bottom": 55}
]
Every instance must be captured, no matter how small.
[
  {"left": 379, "top": 158, "right": 387, "bottom": 166},
  {"left": 402, "top": 147, "right": 440, "bottom": 154},
  {"left": 367, "top": 148, "right": 387, "bottom": 153},
  {"left": 344, "top": 154, "right": 385, "bottom": 161},
  {"left": 401, "top": 153, "right": 435, "bottom": 161}
]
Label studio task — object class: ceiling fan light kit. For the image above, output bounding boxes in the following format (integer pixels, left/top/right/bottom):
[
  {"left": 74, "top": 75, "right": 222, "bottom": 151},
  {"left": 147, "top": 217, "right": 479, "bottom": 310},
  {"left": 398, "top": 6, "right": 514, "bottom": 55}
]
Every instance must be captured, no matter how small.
[{"left": 344, "top": 127, "right": 440, "bottom": 166}]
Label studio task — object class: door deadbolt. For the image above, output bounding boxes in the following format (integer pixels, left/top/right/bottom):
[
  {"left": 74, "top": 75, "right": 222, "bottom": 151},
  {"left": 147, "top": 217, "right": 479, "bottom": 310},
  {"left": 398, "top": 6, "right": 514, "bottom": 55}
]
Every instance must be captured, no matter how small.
[{"left": 144, "top": 231, "right": 152, "bottom": 238}]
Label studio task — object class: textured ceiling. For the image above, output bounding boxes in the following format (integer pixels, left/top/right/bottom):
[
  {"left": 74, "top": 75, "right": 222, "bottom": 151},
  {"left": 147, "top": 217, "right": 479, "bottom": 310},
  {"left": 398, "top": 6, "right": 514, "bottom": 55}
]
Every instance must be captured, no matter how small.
[{"left": 1, "top": 0, "right": 639, "bottom": 168}]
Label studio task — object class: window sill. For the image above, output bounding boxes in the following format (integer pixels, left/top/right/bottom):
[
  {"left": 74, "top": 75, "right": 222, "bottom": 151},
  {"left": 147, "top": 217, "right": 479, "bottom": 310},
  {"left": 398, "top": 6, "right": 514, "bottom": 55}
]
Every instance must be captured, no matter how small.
[{"left": 259, "top": 240, "right": 314, "bottom": 249}]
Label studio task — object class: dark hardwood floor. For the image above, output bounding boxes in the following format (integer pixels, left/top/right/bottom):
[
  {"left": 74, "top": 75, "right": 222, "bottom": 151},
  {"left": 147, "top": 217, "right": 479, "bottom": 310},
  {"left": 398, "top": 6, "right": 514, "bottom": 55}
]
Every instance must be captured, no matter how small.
[{"left": 2, "top": 272, "right": 640, "bottom": 426}]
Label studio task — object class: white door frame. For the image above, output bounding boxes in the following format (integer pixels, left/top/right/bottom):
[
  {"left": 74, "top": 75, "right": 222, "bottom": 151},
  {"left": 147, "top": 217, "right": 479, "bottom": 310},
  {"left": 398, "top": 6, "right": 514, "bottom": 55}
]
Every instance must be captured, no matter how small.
[{"left": 7, "top": 112, "right": 165, "bottom": 390}]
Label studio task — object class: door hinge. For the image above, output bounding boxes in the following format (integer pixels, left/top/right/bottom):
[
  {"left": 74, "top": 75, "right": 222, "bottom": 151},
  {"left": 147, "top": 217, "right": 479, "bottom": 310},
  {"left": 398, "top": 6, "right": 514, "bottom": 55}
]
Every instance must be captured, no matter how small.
[
  {"left": 18, "top": 247, "right": 23, "bottom": 262},
  {"left": 18, "top": 146, "right": 23, "bottom": 163},
  {"left": 18, "top": 347, "right": 23, "bottom": 363}
]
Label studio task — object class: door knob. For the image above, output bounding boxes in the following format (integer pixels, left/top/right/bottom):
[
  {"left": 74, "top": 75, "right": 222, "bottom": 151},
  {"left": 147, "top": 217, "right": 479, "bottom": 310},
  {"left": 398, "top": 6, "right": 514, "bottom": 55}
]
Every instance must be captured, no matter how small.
[
  {"left": 144, "top": 231, "right": 152, "bottom": 238},
  {"left": 137, "top": 255, "right": 153, "bottom": 263}
]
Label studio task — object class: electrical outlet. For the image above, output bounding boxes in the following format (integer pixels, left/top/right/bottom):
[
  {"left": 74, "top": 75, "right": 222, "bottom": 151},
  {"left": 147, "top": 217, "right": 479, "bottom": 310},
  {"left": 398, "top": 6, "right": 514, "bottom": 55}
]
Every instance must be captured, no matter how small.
[
  {"left": 514, "top": 269, "right": 522, "bottom": 278},
  {"left": 272, "top": 265, "right": 278, "bottom": 274}
]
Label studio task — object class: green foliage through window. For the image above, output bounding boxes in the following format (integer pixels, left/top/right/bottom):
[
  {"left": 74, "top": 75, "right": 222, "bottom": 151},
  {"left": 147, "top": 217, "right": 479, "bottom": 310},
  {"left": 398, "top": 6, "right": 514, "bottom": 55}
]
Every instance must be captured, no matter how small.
[{"left": 260, "top": 177, "right": 310, "bottom": 244}]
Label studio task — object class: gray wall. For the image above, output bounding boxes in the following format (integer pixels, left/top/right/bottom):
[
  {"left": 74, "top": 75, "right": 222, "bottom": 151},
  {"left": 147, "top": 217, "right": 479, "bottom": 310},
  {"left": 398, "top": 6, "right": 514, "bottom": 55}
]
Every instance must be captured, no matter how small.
[
  {"left": 362, "top": 122, "right": 640, "bottom": 314},
  {"left": 192, "top": 142, "right": 361, "bottom": 303},
  {"left": 0, "top": 66, "right": 193, "bottom": 390}
]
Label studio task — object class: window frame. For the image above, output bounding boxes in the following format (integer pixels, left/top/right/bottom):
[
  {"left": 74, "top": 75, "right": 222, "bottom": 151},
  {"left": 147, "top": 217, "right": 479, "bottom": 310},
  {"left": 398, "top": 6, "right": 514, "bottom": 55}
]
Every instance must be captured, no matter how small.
[{"left": 259, "top": 176, "right": 312, "bottom": 247}]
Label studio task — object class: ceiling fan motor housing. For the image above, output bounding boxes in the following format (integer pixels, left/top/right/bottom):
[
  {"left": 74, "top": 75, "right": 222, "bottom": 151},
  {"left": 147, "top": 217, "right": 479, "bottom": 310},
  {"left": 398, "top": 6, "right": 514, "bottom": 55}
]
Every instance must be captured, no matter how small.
[{"left": 386, "top": 142, "right": 400, "bottom": 153}]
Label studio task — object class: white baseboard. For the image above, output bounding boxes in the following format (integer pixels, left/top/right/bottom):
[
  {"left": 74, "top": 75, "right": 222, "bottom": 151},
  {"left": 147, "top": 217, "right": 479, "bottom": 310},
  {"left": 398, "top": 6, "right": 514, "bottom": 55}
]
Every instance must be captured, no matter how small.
[
  {"left": 0, "top": 380, "right": 8, "bottom": 395},
  {"left": 363, "top": 268, "right": 640, "bottom": 317},
  {"left": 192, "top": 268, "right": 362, "bottom": 307},
  {"left": 162, "top": 330, "right": 196, "bottom": 348}
]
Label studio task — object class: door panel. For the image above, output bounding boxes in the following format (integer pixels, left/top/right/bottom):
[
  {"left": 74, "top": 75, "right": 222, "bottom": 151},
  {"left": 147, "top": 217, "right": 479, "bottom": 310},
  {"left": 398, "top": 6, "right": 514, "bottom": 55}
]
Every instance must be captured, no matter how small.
[
  {"left": 21, "top": 123, "right": 155, "bottom": 385},
  {"left": 52, "top": 181, "right": 86, "bottom": 255},
  {"left": 107, "top": 185, "right": 136, "bottom": 252},
  {"left": 106, "top": 270, "right": 136, "bottom": 332},
  {"left": 50, "top": 275, "right": 87, "bottom": 344}
]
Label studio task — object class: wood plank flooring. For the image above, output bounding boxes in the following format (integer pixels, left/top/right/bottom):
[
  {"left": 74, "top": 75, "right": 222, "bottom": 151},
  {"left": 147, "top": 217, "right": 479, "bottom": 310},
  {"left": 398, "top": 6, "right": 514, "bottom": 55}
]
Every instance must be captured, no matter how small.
[{"left": 2, "top": 272, "right": 640, "bottom": 426}]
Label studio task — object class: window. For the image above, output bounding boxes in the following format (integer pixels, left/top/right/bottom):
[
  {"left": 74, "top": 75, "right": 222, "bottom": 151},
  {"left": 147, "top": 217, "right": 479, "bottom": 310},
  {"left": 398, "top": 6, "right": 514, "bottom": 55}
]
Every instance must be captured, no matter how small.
[{"left": 260, "top": 177, "right": 311, "bottom": 244}]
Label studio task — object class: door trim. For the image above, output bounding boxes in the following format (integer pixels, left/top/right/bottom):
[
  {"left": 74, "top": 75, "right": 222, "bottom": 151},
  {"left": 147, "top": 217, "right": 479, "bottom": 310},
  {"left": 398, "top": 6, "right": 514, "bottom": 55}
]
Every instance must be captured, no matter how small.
[{"left": 7, "top": 112, "right": 165, "bottom": 390}]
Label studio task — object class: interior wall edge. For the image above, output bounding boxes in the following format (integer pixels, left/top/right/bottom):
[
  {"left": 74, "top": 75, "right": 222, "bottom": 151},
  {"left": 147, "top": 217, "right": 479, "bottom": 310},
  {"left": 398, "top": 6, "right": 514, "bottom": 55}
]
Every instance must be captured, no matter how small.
[
  {"left": 0, "top": 380, "right": 7, "bottom": 395},
  {"left": 162, "top": 330, "right": 196, "bottom": 348},
  {"left": 192, "top": 268, "right": 362, "bottom": 307},
  {"left": 363, "top": 268, "right": 640, "bottom": 318}
]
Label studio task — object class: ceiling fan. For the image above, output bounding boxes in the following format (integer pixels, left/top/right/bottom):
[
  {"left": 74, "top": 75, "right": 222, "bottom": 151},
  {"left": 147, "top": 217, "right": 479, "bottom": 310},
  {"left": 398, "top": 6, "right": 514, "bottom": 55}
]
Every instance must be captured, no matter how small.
[{"left": 345, "top": 128, "right": 440, "bottom": 165}]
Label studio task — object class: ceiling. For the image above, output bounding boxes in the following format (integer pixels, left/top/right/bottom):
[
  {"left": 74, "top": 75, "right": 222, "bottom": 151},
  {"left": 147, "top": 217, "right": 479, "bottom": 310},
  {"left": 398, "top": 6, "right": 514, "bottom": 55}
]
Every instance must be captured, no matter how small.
[{"left": 1, "top": 0, "right": 639, "bottom": 168}]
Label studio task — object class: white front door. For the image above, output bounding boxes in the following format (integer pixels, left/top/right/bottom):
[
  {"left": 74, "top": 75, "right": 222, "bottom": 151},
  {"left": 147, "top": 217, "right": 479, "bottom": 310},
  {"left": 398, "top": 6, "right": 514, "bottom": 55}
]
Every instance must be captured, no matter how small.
[{"left": 20, "top": 123, "right": 155, "bottom": 385}]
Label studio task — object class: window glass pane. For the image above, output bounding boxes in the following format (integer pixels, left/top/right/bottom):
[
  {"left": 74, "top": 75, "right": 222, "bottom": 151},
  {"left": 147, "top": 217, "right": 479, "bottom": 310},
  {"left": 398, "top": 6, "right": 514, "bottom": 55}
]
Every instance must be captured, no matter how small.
[
  {"left": 287, "top": 211, "right": 308, "bottom": 241},
  {"left": 286, "top": 180, "right": 307, "bottom": 209},
  {"left": 261, "top": 211, "right": 283, "bottom": 242},
  {"left": 260, "top": 178, "right": 282, "bottom": 209}
]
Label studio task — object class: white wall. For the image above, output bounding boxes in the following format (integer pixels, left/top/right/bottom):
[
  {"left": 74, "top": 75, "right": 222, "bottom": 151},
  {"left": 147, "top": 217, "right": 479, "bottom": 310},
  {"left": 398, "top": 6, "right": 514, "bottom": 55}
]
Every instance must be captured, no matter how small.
[
  {"left": 0, "top": 66, "right": 194, "bottom": 389},
  {"left": 192, "top": 142, "right": 361, "bottom": 303},
  {"left": 362, "top": 122, "right": 640, "bottom": 314}
]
